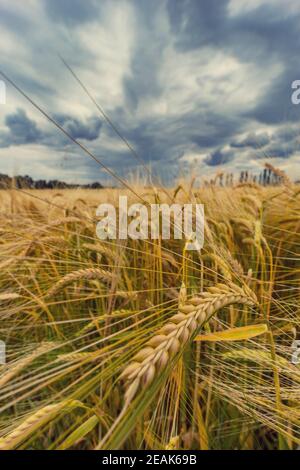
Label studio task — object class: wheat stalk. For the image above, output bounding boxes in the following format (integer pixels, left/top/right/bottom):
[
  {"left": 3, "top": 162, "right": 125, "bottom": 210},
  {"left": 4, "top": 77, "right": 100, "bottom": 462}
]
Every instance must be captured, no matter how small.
[
  {"left": 121, "top": 283, "right": 257, "bottom": 403},
  {"left": 0, "top": 293, "right": 21, "bottom": 302},
  {"left": 114, "top": 290, "right": 138, "bottom": 300},
  {"left": 49, "top": 216, "right": 82, "bottom": 226},
  {"left": 0, "top": 400, "right": 82, "bottom": 450},
  {"left": 0, "top": 342, "right": 55, "bottom": 388},
  {"left": 265, "top": 163, "right": 291, "bottom": 185},
  {"left": 55, "top": 351, "right": 98, "bottom": 362},
  {"left": 83, "top": 242, "right": 118, "bottom": 261},
  {"left": 46, "top": 268, "right": 114, "bottom": 297},
  {"left": 235, "top": 182, "right": 260, "bottom": 189}
]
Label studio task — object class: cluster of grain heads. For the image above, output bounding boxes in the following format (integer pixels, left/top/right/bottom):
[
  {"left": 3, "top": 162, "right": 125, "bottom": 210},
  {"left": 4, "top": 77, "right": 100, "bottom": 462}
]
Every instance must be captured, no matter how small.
[{"left": 121, "top": 282, "right": 258, "bottom": 404}]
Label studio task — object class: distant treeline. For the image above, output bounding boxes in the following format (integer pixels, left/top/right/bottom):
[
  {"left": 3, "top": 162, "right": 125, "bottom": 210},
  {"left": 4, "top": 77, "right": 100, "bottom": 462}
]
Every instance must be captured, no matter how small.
[{"left": 0, "top": 174, "right": 103, "bottom": 190}]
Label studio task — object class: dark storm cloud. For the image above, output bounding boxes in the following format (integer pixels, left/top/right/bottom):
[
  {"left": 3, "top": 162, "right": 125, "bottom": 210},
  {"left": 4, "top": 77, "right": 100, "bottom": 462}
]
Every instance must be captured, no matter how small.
[
  {"left": 167, "top": 0, "right": 227, "bottom": 49},
  {"left": 258, "top": 141, "right": 295, "bottom": 159},
  {"left": 0, "top": 109, "right": 102, "bottom": 148},
  {"left": 0, "top": 4, "right": 27, "bottom": 30},
  {"left": 122, "top": 1, "right": 166, "bottom": 112},
  {"left": 255, "top": 124, "right": 300, "bottom": 159},
  {"left": 231, "top": 132, "right": 270, "bottom": 149},
  {"left": 118, "top": 0, "right": 300, "bottom": 170},
  {"left": 204, "top": 148, "right": 233, "bottom": 166},
  {"left": 167, "top": 0, "right": 299, "bottom": 61},
  {"left": 166, "top": 0, "right": 300, "bottom": 126},
  {"left": 235, "top": 123, "right": 300, "bottom": 161},
  {"left": 191, "top": 112, "right": 244, "bottom": 149},
  {"left": 243, "top": 72, "right": 300, "bottom": 125},
  {"left": 275, "top": 126, "right": 300, "bottom": 142},
  {"left": 54, "top": 114, "right": 102, "bottom": 141},
  {"left": 0, "top": 109, "right": 42, "bottom": 147},
  {"left": 43, "top": 0, "right": 100, "bottom": 26}
]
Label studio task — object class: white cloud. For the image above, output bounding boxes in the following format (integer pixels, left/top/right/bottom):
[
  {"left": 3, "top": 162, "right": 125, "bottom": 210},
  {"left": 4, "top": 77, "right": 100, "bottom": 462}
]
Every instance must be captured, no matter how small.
[{"left": 156, "top": 45, "right": 283, "bottom": 119}]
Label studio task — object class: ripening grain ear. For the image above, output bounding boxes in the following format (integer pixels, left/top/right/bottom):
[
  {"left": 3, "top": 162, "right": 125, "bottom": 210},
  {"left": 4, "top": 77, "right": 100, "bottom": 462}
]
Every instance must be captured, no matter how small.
[
  {"left": 120, "top": 283, "right": 258, "bottom": 403},
  {"left": 0, "top": 293, "right": 20, "bottom": 301},
  {"left": 46, "top": 267, "right": 114, "bottom": 297},
  {"left": 0, "top": 400, "right": 85, "bottom": 450}
]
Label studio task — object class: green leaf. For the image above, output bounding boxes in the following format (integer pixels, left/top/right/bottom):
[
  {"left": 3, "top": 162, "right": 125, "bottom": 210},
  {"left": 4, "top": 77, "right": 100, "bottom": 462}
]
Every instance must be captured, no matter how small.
[{"left": 58, "top": 415, "right": 99, "bottom": 450}]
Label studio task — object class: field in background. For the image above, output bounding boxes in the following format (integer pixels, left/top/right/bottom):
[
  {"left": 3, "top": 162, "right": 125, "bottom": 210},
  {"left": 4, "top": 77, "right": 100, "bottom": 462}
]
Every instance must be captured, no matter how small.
[{"left": 0, "top": 182, "right": 299, "bottom": 450}]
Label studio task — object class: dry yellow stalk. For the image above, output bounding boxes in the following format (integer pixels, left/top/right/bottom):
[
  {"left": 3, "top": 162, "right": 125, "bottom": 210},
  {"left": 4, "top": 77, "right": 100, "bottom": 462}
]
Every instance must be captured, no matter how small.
[
  {"left": 0, "top": 343, "right": 55, "bottom": 388},
  {"left": 0, "top": 400, "right": 82, "bottom": 450},
  {"left": 235, "top": 182, "right": 260, "bottom": 189},
  {"left": 55, "top": 351, "right": 98, "bottom": 362},
  {"left": 165, "top": 435, "right": 180, "bottom": 450},
  {"left": 225, "top": 251, "right": 244, "bottom": 278},
  {"left": 0, "top": 293, "right": 20, "bottom": 301},
  {"left": 83, "top": 242, "right": 117, "bottom": 261},
  {"left": 46, "top": 268, "right": 114, "bottom": 297},
  {"left": 115, "top": 290, "right": 138, "bottom": 300},
  {"left": 49, "top": 216, "right": 82, "bottom": 226},
  {"left": 265, "top": 163, "right": 291, "bottom": 185}
]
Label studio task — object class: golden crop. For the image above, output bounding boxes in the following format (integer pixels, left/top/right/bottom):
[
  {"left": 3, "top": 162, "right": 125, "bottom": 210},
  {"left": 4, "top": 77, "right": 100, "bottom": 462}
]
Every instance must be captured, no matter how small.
[{"left": 0, "top": 183, "right": 299, "bottom": 450}]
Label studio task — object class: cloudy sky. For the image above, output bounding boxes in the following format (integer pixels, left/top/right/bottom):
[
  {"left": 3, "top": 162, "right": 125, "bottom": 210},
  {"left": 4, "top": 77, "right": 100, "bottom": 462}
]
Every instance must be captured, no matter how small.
[{"left": 0, "top": 0, "right": 300, "bottom": 185}]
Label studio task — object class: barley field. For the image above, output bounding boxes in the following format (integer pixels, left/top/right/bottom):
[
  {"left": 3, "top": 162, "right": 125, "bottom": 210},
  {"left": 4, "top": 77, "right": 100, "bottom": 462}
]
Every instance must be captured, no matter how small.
[{"left": 0, "top": 180, "right": 299, "bottom": 450}]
